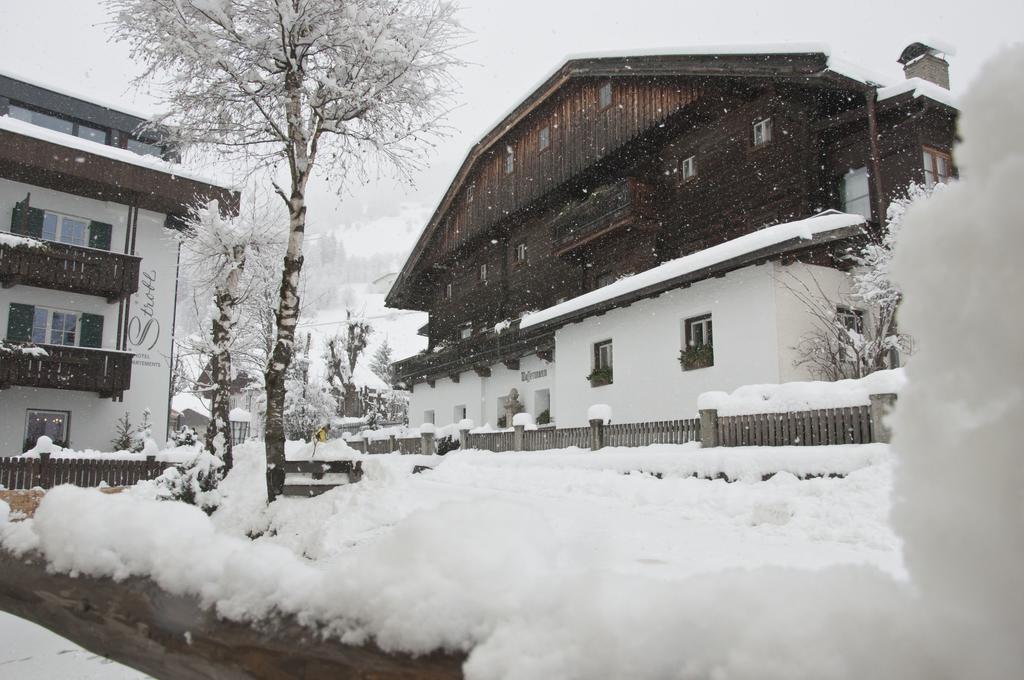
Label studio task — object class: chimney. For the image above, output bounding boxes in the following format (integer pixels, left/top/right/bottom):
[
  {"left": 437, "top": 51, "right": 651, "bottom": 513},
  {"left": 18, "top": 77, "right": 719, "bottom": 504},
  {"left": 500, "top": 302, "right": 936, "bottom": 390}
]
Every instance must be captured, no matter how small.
[{"left": 898, "top": 42, "right": 952, "bottom": 89}]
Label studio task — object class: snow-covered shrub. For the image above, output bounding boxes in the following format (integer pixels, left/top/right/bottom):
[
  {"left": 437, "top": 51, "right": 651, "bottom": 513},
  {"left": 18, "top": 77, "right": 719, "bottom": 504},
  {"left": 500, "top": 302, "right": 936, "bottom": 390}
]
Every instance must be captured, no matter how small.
[
  {"left": 435, "top": 434, "right": 460, "bottom": 456},
  {"left": 170, "top": 427, "right": 200, "bottom": 447},
  {"left": 154, "top": 451, "right": 224, "bottom": 513}
]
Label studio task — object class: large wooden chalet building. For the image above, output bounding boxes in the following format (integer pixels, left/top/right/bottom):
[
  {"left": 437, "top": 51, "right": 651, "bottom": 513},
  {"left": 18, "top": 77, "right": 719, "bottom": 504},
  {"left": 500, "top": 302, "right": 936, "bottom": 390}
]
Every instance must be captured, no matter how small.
[
  {"left": 388, "top": 42, "right": 957, "bottom": 428},
  {"left": 0, "top": 73, "right": 235, "bottom": 451}
]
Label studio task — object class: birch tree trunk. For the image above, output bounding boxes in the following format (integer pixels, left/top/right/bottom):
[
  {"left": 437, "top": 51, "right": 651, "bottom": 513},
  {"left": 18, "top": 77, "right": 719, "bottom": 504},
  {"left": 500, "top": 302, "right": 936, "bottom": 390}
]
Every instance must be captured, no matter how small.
[{"left": 205, "top": 291, "right": 235, "bottom": 471}]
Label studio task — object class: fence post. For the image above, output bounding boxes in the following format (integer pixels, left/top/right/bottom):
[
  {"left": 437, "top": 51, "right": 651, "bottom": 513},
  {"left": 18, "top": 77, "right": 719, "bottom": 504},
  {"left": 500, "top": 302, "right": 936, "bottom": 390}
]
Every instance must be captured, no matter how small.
[
  {"left": 421, "top": 431, "right": 435, "bottom": 456},
  {"left": 389, "top": 434, "right": 397, "bottom": 453},
  {"left": 38, "top": 450, "right": 52, "bottom": 489},
  {"left": 589, "top": 419, "right": 604, "bottom": 451},
  {"left": 869, "top": 393, "right": 897, "bottom": 443},
  {"left": 513, "top": 424, "right": 525, "bottom": 451},
  {"left": 699, "top": 408, "right": 719, "bottom": 448},
  {"left": 459, "top": 427, "right": 470, "bottom": 450}
]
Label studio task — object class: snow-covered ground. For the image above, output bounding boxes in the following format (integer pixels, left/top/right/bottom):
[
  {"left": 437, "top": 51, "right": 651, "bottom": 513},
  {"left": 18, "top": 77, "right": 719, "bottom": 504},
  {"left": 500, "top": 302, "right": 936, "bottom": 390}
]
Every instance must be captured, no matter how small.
[
  {"left": 0, "top": 612, "right": 149, "bottom": 680},
  {"left": 1, "top": 441, "right": 901, "bottom": 678}
]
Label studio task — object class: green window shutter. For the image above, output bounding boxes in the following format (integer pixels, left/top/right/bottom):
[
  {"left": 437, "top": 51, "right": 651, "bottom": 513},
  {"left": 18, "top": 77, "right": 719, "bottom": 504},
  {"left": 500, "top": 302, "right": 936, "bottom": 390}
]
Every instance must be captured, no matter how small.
[
  {"left": 79, "top": 313, "right": 104, "bottom": 348},
  {"left": 10, "top": 200, "right": 43, "bottom": 237},
  {"left": 6, "top": 303, "right": 35, "bottom": 342},
  {"left": 88, "top": 221, "right": 113, "bottom": 250}
]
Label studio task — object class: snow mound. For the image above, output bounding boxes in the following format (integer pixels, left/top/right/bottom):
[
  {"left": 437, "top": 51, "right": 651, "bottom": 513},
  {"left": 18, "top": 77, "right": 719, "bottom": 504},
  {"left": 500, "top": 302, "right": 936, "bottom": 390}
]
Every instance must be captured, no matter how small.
[
  {"left": 698, "top": 369, "right": 905, "bottom": 415},
  {"left": 587, "top": 404, "right": 612, "bottom": 424}
]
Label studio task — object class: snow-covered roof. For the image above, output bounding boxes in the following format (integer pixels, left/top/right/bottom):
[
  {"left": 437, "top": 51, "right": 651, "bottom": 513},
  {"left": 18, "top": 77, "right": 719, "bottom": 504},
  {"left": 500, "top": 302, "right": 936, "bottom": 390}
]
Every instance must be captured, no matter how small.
[
  {"left": 171, "top": 393, "right": 211, "bottom": 418},
  {"left": 0, "top": 67, "right": 155, "bottom": 120},
  {"left": 520, "top": 211, "right": 866, "bottom": 330},
  {"left": 0, "top": 115, "right": 234, "bottom": 190},
  {"left": 878, "top": 77, "right": 958, "bottom": 109}
]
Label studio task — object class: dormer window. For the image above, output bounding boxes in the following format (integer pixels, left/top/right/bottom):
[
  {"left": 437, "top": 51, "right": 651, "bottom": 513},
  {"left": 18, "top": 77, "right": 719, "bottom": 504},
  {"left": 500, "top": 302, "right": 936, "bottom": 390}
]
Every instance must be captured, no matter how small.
[
  {"left": 444, "top": 282, "right": 453, "bottom": 300},
  {"left": 479, "top": 263, "right": 488, "bottom": 282},
  {"left": 505, "top": 147, "right": 515, "bottom": 174},
  {"left": 599, "top": 82, "right": 613, "bottom": 110},
  {"left": 753, "top": 118, "right": 772, "bottom": 147},
  {"left": 514, "top": 242, "right": 528, "bottom": 264},
  {"left": 538, "top": 125, "right": 550, "bottom": 151}
]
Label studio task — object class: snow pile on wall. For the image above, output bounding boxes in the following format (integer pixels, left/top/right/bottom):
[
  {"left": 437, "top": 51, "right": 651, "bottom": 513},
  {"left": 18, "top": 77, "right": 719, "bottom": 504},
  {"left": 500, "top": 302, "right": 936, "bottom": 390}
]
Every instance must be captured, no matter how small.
[
  {"left": 888, "top": 44, "right": 1024, "bottom": 674},
  {"left": 699, "top": 368, "right": 905, "bottom": 415}
]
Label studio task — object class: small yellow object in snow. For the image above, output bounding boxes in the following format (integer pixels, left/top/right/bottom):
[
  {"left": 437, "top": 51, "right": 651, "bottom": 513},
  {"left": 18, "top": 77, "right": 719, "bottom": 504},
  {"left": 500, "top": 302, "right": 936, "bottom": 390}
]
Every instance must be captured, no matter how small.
[{"left": 315, "top": 426, "right": 328, "bottom": 443}]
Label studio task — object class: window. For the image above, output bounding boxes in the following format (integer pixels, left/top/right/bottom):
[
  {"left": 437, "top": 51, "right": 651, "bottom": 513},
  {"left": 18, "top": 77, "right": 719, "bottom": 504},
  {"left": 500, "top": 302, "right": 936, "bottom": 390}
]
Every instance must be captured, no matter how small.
[
  {"left": 680, "top": 155, "right": 697, "bottom": 182},
  {"left": 534, "top": 389, "right": 551, "bottom": 425},
  {"left": 590, "top": 339, "right": 613, "bottom": 386},
  {"left": 444, "top": 282, "right": 453, "bottom": 300},
  {"left": 32, "top": 307, "right": 78, "bottom": 346},
  {"left": 41, "top": 211, "right": 88, "bottom": 247},
  {"left": 454, "top": 405, "right": 467, "bottom": 422},
  {"left": 923, "top": 147, "right": 953, "bottom": 188},
  {"left": 538, "top": 125, "right": 550, "bottom": 151},
  {"left": 836, "top": 306, "right": 865, "bottom": 334},
  {"left": 599, "top": 82, "right": 613, "bottom": 110},
  {"left": 127, "top": 138, "right": 162, "bottom": 157},
  {"left": 505, "top": 146, "right": 515, "bottom": 174},
  {"left": 479, "top": 263, "right": 488, "bottom": 282},
  {"left": 595, "top": 271, "right": 615, "bottom": 289},
  {"left": 9, "top": 105, "right": 74, "bottom": 135},
  {"left": 24, "top": 409, "right": 70, "bottom": 451},
  {"left": 76, "top": 123, "right": 107, "bottom": 144},
  {"left": 753, "top": 118, "right": 772, "bottom": 147},
  {"left": 10, "top": 104, "right": 109, "bottom": 145},
  {"left": 423, "top": 410, "right": 435, "bottom": 425},
  {"left": 514, "top": 242, "right": 528, "bottom": 264},
  {"left": 681, "top": 314, "right": 714, "bottom": 370},
  {"left": 841, "top": 167, "right": 871, "bottom": 219},
  {"left": 460, "top": 323, "right": 473, "bottom": 340}
]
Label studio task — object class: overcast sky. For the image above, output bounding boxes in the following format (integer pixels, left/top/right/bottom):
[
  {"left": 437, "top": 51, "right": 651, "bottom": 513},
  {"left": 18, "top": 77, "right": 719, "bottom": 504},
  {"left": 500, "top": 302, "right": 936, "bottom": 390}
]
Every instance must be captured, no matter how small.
[{"left": 2, "top": 0, "right": 1021, "bottom": 258}]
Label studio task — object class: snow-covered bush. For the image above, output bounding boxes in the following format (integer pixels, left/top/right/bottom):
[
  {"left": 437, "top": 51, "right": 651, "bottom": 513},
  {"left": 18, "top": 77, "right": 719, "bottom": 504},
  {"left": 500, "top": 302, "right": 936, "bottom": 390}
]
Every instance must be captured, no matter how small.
[
  {"left": 154, "top": 451, "right": 224, "bottom": 513},
  {"left": 170, "top": 427, "right": 200, "bottom": 448}
]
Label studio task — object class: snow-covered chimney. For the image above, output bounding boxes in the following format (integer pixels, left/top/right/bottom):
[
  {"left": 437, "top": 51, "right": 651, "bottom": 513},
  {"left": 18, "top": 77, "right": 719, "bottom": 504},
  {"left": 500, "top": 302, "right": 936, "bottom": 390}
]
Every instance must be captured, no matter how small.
[{"left": 898, "top": 41, "right": 953, "bottom": 90}]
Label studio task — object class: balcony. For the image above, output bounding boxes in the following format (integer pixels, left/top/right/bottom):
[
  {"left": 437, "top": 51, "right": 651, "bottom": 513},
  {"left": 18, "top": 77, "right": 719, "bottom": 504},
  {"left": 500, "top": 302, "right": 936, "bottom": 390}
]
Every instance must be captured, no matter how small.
[
  {"left": 0, "top": 235, "right": 141, "bottom": 301},
  {"left": 394, "top": 325, "right": 554, "bottom": 385},
  {"left": 0, "top": 343, "right": 133, "bottom": 398},
  {"left": 551, "top": 177, "right": 650, "bottom": 254}
]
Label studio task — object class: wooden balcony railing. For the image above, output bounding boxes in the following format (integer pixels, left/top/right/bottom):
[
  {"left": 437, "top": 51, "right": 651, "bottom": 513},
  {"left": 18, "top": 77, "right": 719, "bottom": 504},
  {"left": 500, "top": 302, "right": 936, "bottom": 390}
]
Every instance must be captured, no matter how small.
[
  {"left": 393, "top": 325, "right": 554, "bottom": 385},
  {"left": 0, "top": 344, "right": 133, "bottom": 398},
  {"left": 0, "top": 236, "right": 141, "bottom": 301},
  {"left": 551, "top": 177, "right": 649, "bottom": 254}
]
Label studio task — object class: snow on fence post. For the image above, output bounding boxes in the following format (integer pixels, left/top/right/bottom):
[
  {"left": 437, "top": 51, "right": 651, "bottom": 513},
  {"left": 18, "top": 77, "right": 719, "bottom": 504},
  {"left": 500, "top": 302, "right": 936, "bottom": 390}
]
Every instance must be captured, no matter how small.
[
  {"left": 587, "top": 405, "right": 611, "bottom": 451},
  {"left": 869, "top": 393, "right": 897, "bottom": 443},
  {"left": 699, "top": 408, "right": 720, "bottom": 448},
  {"left": 420, "top": 423, "right": 436, "bottom": 456}
]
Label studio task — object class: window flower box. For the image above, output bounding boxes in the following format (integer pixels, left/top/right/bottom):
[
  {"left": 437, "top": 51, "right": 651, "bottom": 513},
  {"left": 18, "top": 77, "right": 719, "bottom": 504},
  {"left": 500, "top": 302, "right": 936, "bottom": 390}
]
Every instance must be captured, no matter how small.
[
  {"left": 679, "top": 344, "right": 714, "bottom": 371},
  {"left": 587, "top": 367, "right": 613, "bottom": 387}
]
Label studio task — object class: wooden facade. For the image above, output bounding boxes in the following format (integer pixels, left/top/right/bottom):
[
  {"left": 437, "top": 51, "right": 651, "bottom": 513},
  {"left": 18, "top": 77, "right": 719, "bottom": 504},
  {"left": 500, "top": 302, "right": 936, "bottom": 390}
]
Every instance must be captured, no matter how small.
[{"left": 388, "top": 51, "right": 958, "bottom": 384}]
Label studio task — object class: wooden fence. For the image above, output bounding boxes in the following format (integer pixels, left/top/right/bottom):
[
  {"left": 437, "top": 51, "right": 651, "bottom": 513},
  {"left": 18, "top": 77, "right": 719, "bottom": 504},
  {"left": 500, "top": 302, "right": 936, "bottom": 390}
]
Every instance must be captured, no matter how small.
[
  {"left": 715, "top": 405, "right": 874, "bottom": 447},
  {"left": 357, "top": 436, "right": 421, "bottom": 455},
  {"left": 279, "top": 459, "right": 363, "bottom": 498},
  {"left": 522, "top": 426, "right": 591, "bottom": 451},
  {"left": 0, "top": 454, "right": 167, "bottom": 490},
  {"left": 604, "top": 419, "right": 701, "bottom": 447}
]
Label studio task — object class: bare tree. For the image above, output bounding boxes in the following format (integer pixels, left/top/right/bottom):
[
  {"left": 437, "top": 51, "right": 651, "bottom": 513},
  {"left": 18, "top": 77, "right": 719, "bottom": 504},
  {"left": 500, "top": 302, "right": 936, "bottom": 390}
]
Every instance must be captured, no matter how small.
[
  {"left": 107, "top": 0, "right": 463, "bottom": 500},
  {"left": 323, "top": 311, "right": 373, "bottom": 417},
  {"left": 790, "top": 185, "right": 932, "bottom": 380}
]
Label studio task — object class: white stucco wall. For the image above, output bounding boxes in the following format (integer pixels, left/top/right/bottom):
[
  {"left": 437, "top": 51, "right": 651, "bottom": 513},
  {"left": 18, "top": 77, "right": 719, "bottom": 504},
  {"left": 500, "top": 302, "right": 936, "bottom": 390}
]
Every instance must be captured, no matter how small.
[
  {"left": 408, "top": 352, "right": 555, "bottom": 428},
  {"left": 0, "top": 179, "right": 179, "bottom": 453},
  {"left": 407, "top": 261, "right": 867, "bottom": 432},
  {"left": 772, "top": 262, "right": 861, "bottom": 383},
  {"left": 552, "top": 263, "right": 782, "bottom": 427}
]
